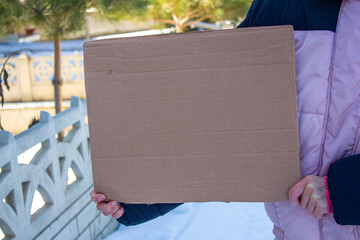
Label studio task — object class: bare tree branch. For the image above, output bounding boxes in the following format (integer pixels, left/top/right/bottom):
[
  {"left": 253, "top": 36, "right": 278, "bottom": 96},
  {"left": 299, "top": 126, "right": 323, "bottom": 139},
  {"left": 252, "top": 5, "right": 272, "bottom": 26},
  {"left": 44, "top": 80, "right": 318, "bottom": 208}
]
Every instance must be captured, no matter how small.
[
  {"left": 179, "top": 14, "right": 190, "bottom": 25},
  {"left": 157, "top": 18, "right": 176, "bottom": 24},
  {"left": 187, "top": 9, "right": 201, "bottom": 17},
  {"left": 171, "top": 12, "right": 179, "bottom": 23},
  {"left": 0, "top": 49, "right": 32, "bottom": 77},
  {"left": 188, "top": 11, "right": 204, "bottom": 19},
  {"left": 184, "top": 14, "right": 212, "bottom": 27}
]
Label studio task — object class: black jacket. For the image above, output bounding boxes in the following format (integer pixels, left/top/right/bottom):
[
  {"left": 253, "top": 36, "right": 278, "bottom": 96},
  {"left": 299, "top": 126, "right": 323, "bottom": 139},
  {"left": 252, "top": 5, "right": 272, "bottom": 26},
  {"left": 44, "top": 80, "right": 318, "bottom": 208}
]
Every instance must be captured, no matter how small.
[
  {"left": 237, "top": 0, "right": 341, "bottom": 32},
  {"left": 327, "top": 154, "right": 360, "bottom": 225},
  {"left": 117, "top": 203, "right": 181, "bottom": 226}
]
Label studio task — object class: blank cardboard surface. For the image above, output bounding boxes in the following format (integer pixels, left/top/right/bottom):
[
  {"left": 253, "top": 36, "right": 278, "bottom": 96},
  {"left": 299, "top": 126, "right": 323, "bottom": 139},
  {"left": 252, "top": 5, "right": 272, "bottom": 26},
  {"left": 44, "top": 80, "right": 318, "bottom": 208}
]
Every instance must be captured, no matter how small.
[{"left": 84, "top": 26, "right": 301, "bottom": 203}]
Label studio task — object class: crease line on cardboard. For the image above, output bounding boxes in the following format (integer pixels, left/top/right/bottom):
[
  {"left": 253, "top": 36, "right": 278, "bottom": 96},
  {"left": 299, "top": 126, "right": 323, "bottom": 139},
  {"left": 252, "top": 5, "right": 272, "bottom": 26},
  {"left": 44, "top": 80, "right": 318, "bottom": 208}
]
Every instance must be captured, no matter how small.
[
  {"left": 95, "top": 128, "right": 297, "bottom": 138},
  {"left": 94, "top": 151, "right": 298, "bottom": 160},
  {"left": 87, "top": 63, "right": 295, "bottom": 76},
  {"left": 84, "top": 42, "right": 292, "bottom": 61}
]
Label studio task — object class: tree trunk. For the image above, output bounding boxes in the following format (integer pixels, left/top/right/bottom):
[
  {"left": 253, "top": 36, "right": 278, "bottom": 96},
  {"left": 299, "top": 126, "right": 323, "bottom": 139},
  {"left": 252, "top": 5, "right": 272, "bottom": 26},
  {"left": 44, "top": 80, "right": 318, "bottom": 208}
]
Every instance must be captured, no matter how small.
[
  {"left": 84, "top": 14, "right": 91, "bottom": 41},
  {"left": 175, "top": 23, "right": 184, "bottom": 32},
  {"left": 53, "top": 37, "right": 64, "bottom": 141},
  {"left": 171, "top": 13, "right": 184, "bottom": 33}
]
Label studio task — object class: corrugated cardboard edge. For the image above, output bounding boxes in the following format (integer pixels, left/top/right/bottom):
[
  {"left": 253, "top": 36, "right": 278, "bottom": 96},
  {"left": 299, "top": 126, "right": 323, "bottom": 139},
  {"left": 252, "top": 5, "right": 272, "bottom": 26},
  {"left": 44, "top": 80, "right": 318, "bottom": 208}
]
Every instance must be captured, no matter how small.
[{"left": 83, "top": 25, "right": 301, "bottom": 203}]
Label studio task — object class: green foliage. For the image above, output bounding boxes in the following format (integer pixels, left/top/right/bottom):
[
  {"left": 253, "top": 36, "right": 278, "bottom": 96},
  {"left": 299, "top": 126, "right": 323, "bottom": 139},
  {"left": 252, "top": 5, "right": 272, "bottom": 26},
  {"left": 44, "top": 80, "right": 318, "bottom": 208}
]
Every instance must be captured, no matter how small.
[
  {"left": 0, "top": 0, "right": 251, "bottom": 37},
  {"left": 23, "top": 0, "right": 88, "bottom": 40},
  {"left": 150, "top": 0, "right": 212, "bottom": 19},
  {"left": 149, "top": 0, "right": 251, "bottom": 25},
  {"left": 96, "top": 0, "right": 252, "bottom": 32},
  {"left": 0, "top": 0, "right": 24, "bottom": 38},
  {"left": 214, "top": 0, "right": 252, "bottom": 22},
  {"left": 94, "top": 0, "right": 150, "bottom": 21}
]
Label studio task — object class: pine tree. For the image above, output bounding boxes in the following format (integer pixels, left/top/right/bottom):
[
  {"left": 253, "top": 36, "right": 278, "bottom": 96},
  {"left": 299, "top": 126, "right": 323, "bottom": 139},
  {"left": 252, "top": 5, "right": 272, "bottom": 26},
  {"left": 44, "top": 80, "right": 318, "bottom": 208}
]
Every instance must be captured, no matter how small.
[
  {"left": 0, "top": 0, "right": 23, "bottom": 38},
  {"left": 97, "top": 0, "right": 251, "bottom": 33},
  {"left": 24, "top": 0, "right": 87, "bottom": 140},
  {"left": 151, "top": 0, "right": 251, "bottom": 32}
]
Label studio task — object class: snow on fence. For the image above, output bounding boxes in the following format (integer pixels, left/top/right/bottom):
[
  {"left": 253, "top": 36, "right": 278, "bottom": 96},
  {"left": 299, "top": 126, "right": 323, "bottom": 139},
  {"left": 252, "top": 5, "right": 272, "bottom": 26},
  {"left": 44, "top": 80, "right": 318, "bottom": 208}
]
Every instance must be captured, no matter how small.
[{"left": 0, "top": 97, "right": 119, "bottom": 240}]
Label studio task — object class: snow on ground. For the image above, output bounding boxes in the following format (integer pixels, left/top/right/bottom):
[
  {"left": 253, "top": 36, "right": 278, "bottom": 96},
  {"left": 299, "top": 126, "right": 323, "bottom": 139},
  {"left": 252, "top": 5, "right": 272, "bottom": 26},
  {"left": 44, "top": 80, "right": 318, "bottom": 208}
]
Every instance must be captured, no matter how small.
[{"left": 104, "top": 202, "right": 274, "bottom": 240}]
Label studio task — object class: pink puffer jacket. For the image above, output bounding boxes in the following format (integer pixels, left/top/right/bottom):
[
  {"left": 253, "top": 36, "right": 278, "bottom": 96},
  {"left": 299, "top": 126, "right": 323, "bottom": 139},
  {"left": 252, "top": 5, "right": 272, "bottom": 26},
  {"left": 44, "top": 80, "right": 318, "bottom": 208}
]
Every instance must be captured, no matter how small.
[{"left": 265, "top": 0, "right": 360, "bottom": 239}]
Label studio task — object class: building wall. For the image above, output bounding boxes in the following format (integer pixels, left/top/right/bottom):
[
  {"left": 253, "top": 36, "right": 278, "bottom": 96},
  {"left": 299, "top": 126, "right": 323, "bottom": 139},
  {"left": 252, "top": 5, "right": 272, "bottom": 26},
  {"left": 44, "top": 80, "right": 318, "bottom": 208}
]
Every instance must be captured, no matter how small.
[{"left": 1, "top": 102, "right": 66, "bottom": 135}]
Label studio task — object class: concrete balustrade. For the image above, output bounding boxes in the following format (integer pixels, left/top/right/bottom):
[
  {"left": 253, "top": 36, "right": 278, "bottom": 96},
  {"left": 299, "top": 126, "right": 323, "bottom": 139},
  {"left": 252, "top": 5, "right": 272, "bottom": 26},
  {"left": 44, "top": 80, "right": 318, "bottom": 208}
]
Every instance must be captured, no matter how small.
[
  {"left": 0, "top": 97, "right": 119, "bottom": 240},
  {"left": 0, "top": 52, "right": 86, "bottom": 103}
]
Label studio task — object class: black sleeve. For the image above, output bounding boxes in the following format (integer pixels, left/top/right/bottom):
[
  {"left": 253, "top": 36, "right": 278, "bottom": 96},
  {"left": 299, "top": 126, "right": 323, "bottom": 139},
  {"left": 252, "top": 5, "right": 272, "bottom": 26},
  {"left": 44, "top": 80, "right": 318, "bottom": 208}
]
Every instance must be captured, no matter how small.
[
  {"left": 236, "top": 0, "right": 341, "bottom": 32},
  {"left": 116, "top": 203, "right": 182, "bottom": 226},
  {"left": 327, "top": 154, "right": 360, "bottom": 225}
]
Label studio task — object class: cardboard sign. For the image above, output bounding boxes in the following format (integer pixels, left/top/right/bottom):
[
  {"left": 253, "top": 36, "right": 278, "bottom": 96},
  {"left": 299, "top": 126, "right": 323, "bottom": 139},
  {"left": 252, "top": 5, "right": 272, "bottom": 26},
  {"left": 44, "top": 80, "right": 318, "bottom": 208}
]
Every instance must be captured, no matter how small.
[{"left": 84, "top": 26, "right": 301, "bottom": 203}]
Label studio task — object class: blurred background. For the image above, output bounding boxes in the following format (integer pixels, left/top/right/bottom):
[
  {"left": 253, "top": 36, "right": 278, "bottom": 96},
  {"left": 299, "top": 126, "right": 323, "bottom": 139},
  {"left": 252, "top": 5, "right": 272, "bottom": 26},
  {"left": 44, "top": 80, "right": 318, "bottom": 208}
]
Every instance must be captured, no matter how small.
[{"left": 0, "top": 0, "right": 252, "bottom": 134}]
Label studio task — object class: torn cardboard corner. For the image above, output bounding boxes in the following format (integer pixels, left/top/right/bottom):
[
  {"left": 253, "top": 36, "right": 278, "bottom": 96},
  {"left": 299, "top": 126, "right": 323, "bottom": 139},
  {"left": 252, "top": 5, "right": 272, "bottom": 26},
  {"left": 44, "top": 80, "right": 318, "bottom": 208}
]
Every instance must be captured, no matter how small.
[{"left": 83, "top": 25, "right": 301, "bottom": 204}]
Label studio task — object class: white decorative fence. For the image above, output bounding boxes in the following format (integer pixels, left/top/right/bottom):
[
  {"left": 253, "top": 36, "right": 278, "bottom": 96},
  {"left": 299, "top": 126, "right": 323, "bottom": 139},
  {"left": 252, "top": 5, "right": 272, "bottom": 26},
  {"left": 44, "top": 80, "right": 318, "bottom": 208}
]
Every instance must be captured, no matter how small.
[
  {"left": 0, "top": 97, "right": 119, "bottom": 240},
  {"left": 0, "top": 52, "right": 86, "bottom": 103}
]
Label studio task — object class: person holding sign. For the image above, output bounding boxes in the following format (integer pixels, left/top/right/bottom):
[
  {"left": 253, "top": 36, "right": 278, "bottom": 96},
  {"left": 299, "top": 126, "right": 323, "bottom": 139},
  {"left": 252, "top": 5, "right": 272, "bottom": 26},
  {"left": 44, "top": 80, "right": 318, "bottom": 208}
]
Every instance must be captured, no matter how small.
[{"left": 91, "top": 1, "right": 360, "bottom": 240}]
